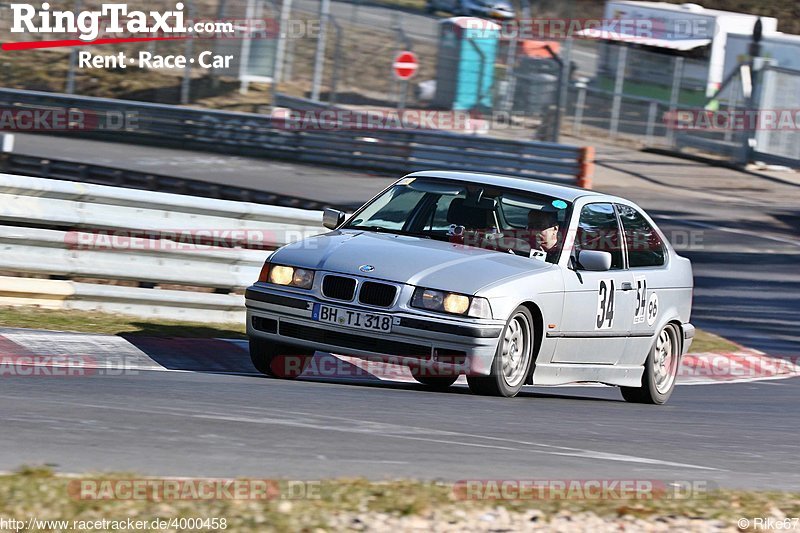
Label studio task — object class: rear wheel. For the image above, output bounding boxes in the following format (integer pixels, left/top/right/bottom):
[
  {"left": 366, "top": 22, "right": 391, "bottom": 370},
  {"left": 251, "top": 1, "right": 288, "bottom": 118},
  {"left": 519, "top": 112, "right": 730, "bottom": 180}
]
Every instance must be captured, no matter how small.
[
  {"left": 249, "top": 338, "right": 312, "bottom": 379},
  {"left": 467, "top": 306, "right": 534, "bottom": 397},
  {"left": 621, "top": 324, "right": 681, "bottom": 404},
  {"left": 410, "top": 366, "right": 458, "bottom": 390}
]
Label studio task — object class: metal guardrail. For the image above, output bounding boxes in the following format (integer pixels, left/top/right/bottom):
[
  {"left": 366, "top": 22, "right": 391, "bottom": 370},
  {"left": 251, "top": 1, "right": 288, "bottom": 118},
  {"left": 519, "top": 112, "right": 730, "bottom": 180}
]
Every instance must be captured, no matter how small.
[
  {"left": 0, "top": 173, "right": 324, "bottom": 323},
  {"left": 0, "top": 152, "right": 345, "bottom": 211},
  {"left": 0, "top": 88, "right": 594, "bottom": 187}
]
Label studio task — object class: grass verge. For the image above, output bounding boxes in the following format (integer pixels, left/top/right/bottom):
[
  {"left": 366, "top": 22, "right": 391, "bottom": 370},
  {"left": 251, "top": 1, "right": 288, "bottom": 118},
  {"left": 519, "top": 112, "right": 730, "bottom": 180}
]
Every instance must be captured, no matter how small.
[
  {"left": 0, "top": 467, "right": 798, "bottom": 531},
  {"left": 2, "top": 306, "right": 742, "bottom": 354},
  {"left": 690, "top": 329, "right": 741, "bottom": 354}
]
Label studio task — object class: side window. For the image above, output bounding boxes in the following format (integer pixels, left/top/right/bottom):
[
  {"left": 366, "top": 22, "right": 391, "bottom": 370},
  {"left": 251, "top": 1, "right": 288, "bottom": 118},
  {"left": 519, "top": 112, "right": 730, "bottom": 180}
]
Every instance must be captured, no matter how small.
[
  {"left": 575, "top": 203, "right": 624, "bottom": 269},
  {"left": 617, "top": 204, "right": 666, "bottom": 268}
]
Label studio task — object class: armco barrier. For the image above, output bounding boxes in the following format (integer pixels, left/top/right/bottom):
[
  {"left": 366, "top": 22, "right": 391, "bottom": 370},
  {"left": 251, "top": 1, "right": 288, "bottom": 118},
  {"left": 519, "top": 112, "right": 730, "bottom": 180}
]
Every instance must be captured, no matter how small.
[
  {"left": 0, "top": 173, "right": 324, "bottom": 323},
  {"left": 0, "top": 88, "right": 594, "bottom": 187},
  {"left": 0, "top": 153, "right": 344, "bottom": 211}
]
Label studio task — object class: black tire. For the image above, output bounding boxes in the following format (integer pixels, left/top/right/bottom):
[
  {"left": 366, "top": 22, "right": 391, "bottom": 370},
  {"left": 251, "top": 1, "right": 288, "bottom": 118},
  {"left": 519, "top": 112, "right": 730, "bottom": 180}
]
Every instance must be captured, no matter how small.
[
  {"left": 621, "top": 324, "right": 681, "bottom": 404},
  {"left": 249, "top": 338, "right": 312, "bottom": 379},
  {"left": 410, "top": 366, "right": 458, "bottom": 390},
  {"left": 467, "top": 306, "right": 534, "bottom": 397}
]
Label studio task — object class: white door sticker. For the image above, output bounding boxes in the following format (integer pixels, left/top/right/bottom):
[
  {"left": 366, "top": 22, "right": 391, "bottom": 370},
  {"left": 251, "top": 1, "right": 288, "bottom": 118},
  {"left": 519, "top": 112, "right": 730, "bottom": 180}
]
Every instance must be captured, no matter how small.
[
  {"left": 646, "top": 292, "right": 659, "bottom": 326},
  {"left": 634, "top": 276, "right": 647, "bottom": 324}
]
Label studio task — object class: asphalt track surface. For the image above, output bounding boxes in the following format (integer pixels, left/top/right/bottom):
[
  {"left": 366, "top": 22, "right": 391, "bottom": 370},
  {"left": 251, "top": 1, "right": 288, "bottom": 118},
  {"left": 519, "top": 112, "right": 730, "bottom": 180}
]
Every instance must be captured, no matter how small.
[{"left": 3, "top": 133, "right": 799, "bottom": 489}]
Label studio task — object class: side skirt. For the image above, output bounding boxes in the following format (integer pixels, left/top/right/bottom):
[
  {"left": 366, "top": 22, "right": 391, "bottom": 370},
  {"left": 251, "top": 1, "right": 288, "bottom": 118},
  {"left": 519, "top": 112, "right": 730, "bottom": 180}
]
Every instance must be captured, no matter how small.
[{"left": 532, "top": 363, "right": 644, "bottom": 387}]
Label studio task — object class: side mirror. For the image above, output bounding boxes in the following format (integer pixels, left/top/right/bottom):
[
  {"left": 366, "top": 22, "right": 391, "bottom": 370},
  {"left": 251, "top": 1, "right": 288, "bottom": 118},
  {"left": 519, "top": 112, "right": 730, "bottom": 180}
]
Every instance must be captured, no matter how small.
[
  {"left": 577, "top": 250, "right": 612, "bottom": 271},
  {"left": 322, "top": 208, "right": 345, "bottom": 230}
]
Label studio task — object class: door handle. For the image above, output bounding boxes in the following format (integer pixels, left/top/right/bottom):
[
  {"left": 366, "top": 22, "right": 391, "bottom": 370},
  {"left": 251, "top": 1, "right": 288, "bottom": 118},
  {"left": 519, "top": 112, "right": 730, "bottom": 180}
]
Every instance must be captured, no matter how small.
[{"left": 620, "top": 282, "right": 634, "bottom": 291}]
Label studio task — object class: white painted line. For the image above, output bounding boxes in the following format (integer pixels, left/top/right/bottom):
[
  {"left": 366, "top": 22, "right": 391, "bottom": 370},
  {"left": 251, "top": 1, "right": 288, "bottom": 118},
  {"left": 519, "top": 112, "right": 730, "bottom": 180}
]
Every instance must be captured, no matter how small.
[{"left": 3, "top": 396, "right": 719, "bottom": 471}]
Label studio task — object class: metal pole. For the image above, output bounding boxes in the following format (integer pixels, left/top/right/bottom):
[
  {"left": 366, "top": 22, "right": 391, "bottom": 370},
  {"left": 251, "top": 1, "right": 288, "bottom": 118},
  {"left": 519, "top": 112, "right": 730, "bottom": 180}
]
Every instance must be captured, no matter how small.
[
  {"left": 65, "top": 0, "right": 82, "bottom": 94},
  {"left": 273, "top": 0, "right": 293, "bottom": 83},
  {"left": 392, "top": 14, "right": 412, "bottom": 111},
  {"left": 350, "top": 0, "right": 361, "bottom": 26},
  {"left": 502, "top": 32, "right": 518, "bottom": 113},
  {"left": 310, "top": 0, "right": 330, "bottom": 102},
  {"left": 665, "top": 55, "right": 684, "bottom": 147},
  {"left": 329, "top": 18, "right": 342, "bottom": 105},
  {"left": 238, "top": 0, "right": 257, "bottom": 94},
  {"left": 742, "top": 18, "right": 763, "bottom": 165},
  {"left": 553, "top": 37, "right": 573, "bottom": 142},
  {"left": 645, "top": 100, "right": 657, "bottom": 145},
  {"left": 609, "top": 44, "right": 627, "bottom": 138},
  {"left": 573, "top": 78, "right": 587, "bottom": 135},
  {"left": 209, "top": 0, "right": 227, "bottom": 88},
  {"left": 180, "top": 0, "right": 195, "bottom": 104}
]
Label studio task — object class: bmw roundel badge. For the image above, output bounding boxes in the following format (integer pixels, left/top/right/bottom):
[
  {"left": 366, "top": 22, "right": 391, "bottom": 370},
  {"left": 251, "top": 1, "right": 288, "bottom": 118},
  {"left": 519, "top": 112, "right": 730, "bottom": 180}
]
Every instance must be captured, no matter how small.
[{"left": 359, "top": 264, "right": 375, "bottom": 273}]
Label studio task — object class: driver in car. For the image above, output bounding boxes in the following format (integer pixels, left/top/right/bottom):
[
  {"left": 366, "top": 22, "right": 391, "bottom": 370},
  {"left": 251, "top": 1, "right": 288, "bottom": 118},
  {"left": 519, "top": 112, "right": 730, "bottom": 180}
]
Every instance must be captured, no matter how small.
[{"left": 527, "top": 208, "right": 561, "bottom": 263}]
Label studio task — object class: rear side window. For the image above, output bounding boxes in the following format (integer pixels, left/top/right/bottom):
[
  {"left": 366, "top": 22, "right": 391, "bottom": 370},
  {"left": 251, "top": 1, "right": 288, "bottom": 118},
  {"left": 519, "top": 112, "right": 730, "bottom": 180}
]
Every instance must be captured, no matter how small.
[
  {"left": 617, "top": 204, "right": 666, "bottom": 268},
  {"left": 575, "top": 203, "right": 624, "bottom": 269}
]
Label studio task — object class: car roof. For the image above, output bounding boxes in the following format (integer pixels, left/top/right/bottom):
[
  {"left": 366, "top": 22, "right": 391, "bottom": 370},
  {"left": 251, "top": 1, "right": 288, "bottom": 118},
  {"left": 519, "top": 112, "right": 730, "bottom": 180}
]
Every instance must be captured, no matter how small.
[{"left": 404, "top": 171, "right": 605, "bottom": 202}]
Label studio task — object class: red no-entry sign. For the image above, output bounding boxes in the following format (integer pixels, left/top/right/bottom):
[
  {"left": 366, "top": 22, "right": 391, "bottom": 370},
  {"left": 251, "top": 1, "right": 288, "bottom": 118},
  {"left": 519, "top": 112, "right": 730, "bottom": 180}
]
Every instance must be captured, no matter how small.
[{"left": 392, "top": 51, "right": 418, "bottom": 80}]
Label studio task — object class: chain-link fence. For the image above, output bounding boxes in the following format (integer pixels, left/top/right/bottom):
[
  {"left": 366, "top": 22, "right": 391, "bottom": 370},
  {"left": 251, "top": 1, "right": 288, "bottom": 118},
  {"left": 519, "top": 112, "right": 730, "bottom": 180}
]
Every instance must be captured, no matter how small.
[{"left": 1, "top": 2, "right": 799, "bottom": 167}]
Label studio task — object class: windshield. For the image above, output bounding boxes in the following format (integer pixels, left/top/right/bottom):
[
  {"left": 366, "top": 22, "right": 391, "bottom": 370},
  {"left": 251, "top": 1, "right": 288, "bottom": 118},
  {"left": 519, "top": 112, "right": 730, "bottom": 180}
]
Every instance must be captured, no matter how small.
[{"left": 344, "top": 177, "right": 572, "bottom": 263}]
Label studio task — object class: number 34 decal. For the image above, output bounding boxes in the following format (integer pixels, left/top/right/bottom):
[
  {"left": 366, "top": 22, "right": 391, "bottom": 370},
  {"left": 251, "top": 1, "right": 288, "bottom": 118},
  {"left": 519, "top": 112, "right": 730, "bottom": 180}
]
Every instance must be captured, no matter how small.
[
  {"left": 595, "top": 279, "right": 615, "bottom": 330},
  {"left": 596, "top": 278, "right": 659, "bottom": 330}
]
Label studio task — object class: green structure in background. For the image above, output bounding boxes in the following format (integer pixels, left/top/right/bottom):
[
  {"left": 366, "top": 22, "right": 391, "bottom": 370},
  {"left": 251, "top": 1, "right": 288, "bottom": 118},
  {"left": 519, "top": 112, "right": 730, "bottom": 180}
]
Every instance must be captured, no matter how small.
[{"left": 434, "top": 17, "right": 499, "bottom": 111}]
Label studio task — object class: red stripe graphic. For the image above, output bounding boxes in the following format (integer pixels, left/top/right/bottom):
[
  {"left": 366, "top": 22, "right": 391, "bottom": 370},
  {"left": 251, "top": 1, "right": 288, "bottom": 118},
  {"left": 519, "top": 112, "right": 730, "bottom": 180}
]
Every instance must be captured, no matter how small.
[{"left": 2, "top": 36, "right": 187, "bottom": 51}]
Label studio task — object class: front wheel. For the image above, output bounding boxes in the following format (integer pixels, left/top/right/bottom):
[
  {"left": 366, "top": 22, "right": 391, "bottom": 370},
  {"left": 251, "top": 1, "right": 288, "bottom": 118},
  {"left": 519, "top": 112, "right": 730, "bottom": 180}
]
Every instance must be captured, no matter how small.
[
  {"left": 249, "top": 338, "right": 312, "bottom": 379},
  {"left": 467, "top": 306, "right": 534, "bottom": 397},
  {"left": 621, "top": 323, "right": 681, "bottom": 404}
]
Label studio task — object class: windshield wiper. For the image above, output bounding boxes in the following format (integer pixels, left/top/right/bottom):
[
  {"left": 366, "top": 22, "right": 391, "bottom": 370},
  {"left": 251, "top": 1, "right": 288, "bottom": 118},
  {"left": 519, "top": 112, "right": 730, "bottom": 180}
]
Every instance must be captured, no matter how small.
[{"left": 346, "top": 226, "right": 436, "bottom": 240}]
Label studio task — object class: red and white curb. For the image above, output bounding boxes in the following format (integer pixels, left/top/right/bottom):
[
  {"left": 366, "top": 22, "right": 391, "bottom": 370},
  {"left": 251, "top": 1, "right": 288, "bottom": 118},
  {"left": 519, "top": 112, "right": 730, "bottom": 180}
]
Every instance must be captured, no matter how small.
[{"left": 0, "top": 329, "right": 798, "bottom": 386}]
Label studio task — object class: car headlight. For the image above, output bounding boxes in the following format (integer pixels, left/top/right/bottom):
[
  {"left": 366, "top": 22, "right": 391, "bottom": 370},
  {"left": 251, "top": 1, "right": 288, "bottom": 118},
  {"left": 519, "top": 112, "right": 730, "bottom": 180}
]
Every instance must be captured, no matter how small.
[
  {"left": 258, "top": 263, "right": 315, "bottom": 289},
  {"left": 411, "top": 288, "right": 492, "bottom": 318}
]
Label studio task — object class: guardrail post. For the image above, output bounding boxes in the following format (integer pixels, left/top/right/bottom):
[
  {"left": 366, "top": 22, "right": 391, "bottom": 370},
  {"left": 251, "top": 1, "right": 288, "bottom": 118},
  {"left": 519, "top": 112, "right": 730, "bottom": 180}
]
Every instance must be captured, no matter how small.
[
  {"left": 576, "top": 146, "right": 595, "bottom": 189},
  {"left": 1, "top": 133, "right": 14, "bottom": 153}
]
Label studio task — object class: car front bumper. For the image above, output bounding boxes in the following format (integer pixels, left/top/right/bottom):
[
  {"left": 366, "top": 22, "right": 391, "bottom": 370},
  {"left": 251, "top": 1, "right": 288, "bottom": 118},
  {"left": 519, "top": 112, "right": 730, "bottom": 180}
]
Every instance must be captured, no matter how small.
[
  {"left": 245, "top": 283, "right": 504, "bottom": 376},
  {"left": 682, "top": 322, "right": 695, "bottom": 354}
]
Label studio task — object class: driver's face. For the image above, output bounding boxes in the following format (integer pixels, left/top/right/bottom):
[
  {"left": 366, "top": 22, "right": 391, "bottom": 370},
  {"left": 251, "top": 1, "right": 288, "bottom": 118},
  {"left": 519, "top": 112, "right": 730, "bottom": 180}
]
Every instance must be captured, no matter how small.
[{"left": 528, "top": 215, "right": 559, "bottom": 250}]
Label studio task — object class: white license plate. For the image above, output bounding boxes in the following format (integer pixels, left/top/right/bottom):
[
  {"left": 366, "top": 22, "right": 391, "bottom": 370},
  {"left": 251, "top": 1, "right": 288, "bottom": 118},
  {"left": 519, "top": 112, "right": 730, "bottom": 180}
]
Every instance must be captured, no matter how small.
[{"left": 312, "top": 303, "right": 392, "bottom": 333}]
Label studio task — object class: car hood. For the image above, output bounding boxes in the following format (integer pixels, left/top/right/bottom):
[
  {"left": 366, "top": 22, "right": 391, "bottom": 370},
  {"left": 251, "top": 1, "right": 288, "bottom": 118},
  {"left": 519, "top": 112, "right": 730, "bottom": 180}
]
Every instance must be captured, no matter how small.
[{"left": 270, "top": 230, "right": 553, "bottom": 294}]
